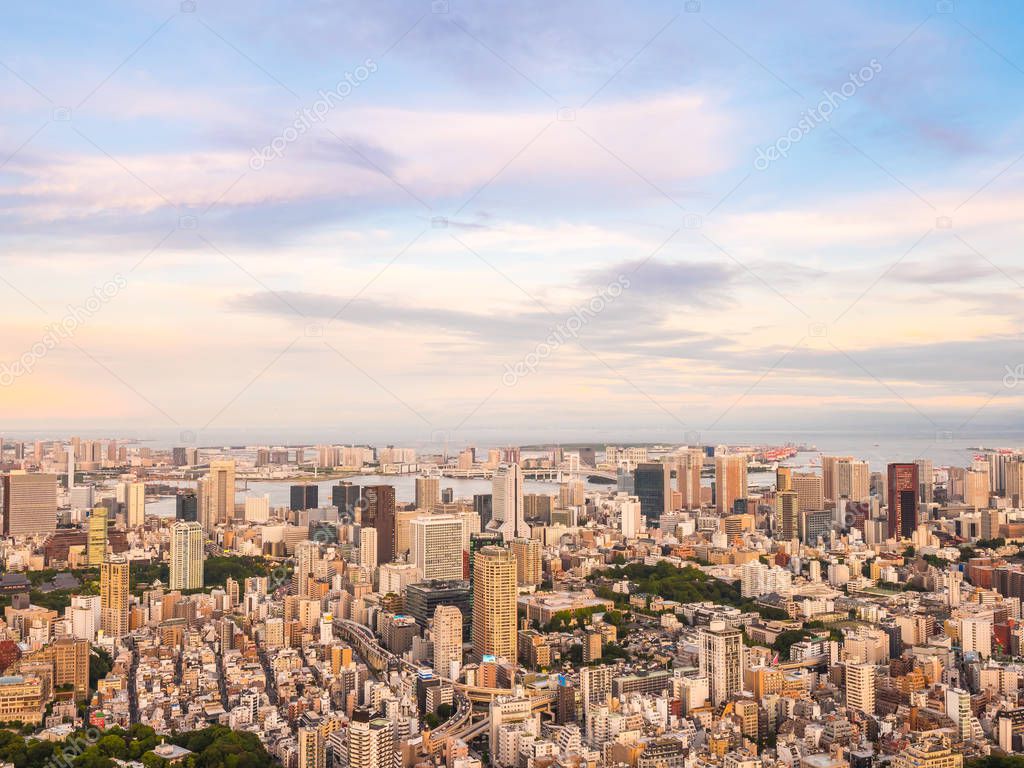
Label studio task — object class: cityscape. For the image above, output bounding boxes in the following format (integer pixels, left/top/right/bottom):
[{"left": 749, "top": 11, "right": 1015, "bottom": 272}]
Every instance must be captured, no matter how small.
[{"left": 3, "top": 2, "right": 1024, "bottom": 768}]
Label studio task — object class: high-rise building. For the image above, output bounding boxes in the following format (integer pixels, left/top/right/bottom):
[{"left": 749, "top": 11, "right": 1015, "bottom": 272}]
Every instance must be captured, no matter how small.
[
  {"left": 363, "top": 486, "right": 396, "bottom": 564},
  {"left": 634, "top": 463, "right": 671, "bottom": 522},
  {"left": 294, "top": 540, "right": 321, "bottom": 598},
  {"left": 714, "top": 456, "right": 747, "bottom": 515},
  {"left": 170, "top": 521, "right": 205, "bottom": 591},
  {"left": 697, "top": 620, "right": 744, "bottom": 706},
  {"left": 792, "top": 472, "right": 824, "bottom": 511},
  {"left": 619, "top": 498, "right": 642, "bottom": 539},
  {"left": 175, "top": 490, "right": 198, "bottom": 522},
  {"left": 2, "top": 472, "right": 57, "bottom": 538},
  {"left": 776, "top": 466, "right": 792, "bottom": 492},
  {"left": 297, "top": 725, "right": 325, "bottom": 768},
  {"left": 332, "top": 482, "right": 361, "bottom": 519},
  {"left": 824, "top": 457, "right": 870, "bottom": 503},
  {"left": 290, "top": 484, "right": 318, "bottom": 511},
  {"left": 888, "top": 463, "right": 920, "bottom": 540},
  {"left": 123, "top": 481, "right": 145, "bottom": 528},
  {"left": 200, "top": 460, "right": 236, "bottom": 532},
  {"left": 676, "top": 449, "right": 703, "bottom": 509},
  {"left": 432, "top": 605, "right": 463, "bottom": 678},
  {"left": 87, "top": 507, "right": 108, "bottom": 566},
  {"left": 491, "top": 464, "right": 529, "bottom": 540},
  {"left": 359, "top": 528, "right": 379, "bottom": 573},
  {"left": 511, "top": 537, "right": 542, "bottom": 587},
  {"left": 415, "top": 476, "right": 440, "bottom": 510},
  {"left": 100, "top": 557, "right": 129, "bottom": 639},
  {"left": 915, "top": 458, "right": 935, "bottom": 504},
  {"left": 244, "top": 495, "right": 270, "bottom": 523},
  {"left": 472, "top": 546, "right": 517, "bottom": 663},
  {"left": 410, "top": 515, "right": 464, "bottom": 582},
  {"left": 776, "top": 490, "right": 799, "bottom": 541},
  {"left": 845, "top": 662, "right": 876, "bottom": 714},
  {"left": 347, "top": 709, "right": 396, "bottom": 768}
]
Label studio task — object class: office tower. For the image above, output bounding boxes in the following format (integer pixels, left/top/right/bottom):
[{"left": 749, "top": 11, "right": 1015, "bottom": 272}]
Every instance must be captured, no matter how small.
[
  {"left": 170, "top": 521, "right": 205, "bottom": 591},
  {"left": 361, "top": 485, "right": 396, "bottom": 564},
  {"left": 405, "top": 580, "right": 471, "bottom": 631},
  {"left": 294, "top": 540, "right": 321, "bottom": 598},
  {"left": 800, "top": 508, "right": 833, "bottom": 546},
  {"left": 887, "top": 463, "right": 919, "bottom": 540},
  {"left": 172, "top": 447, "right": 189, "bottom": 466},
  {"left": 176, "top": 490, "right": 198, "bottom": 522},
  {"left": 332, "top": 482, "right": 361, "bottom": 519},
  {"left": 945, "top": 688, "right": 971, "bottom": 741},
  {"left": 69, "top": 485, "right": 95, "bottom": 511},
  {"left": 1, "top": 472, "right": 57, "bottom": 537},
  {"left": 825, "top": 457, "right": 870, "bottom": 502},
  {"left": 123, "top": 480, "right": 145, "bottom": 528},
  {"left": 676, "top": 449, "right": 703, "bottom": 509},
  {"left": 297, "top": 725, "right": 325, "bottom": 768},
  {"left": 244, "top": 494, "right": 270, "bottom": 523},
  {"left": 791, "top": 472, "right": 824, "bottom": 511},
  {"left": 410, "top": 515, "right": 464, "bottom": 582},
  {"left": 915, "top": 458, "right": 935, "bottom": 504},
  {"left": 347, "top": 709, "right": 396, "bottom": 768},
  {"left": 100, "top": 557, "right": 130, "bottom": 639},
  {"left": 619, "top": 498, "right": 642, "bottom": 539},
  {"left": 472, "top": 546, "right": 517, "bottom": 663},
  {"left": 415, "top": 476, "right": 440, "bottom": 510},
  {"left": 491, "top": 464, "right": 529, "bottom": 540},
  {"left": 87, "top": 507, "right": 108, "bottom": 566},
  {"left": 714, "top": 456, "right": 747, "bottom": 515},
  {"left": 845, "top": 662, "right": 876, "bottom": 715},
  {"left": 776, "top": 466, "right": 792, "bottom": 492},
  {"left": 290, "top": 484, "right": 318, "bottom": 511},
  {"left": 634, "top": 462, "right": 671, "bottom": 522},
  {"left": 965, "top": 465, "right": 991, "bottom": 509},
  {"left": 474, "top": 494, "right": 493, "bottom": 528},
  {"left": 432, "top": 605, "right": 463, "bottom": 678},
  {"left": 1005, "top": 459, "right": 1024, "bottom": 506},
  {"left": 697, "top": 620, "right": 744, "bottom": 706},
  {"left": 200, "top": 459, "right": 236, "bottom": 531},
  {"left": 359, "top": 528, "right": 379, "bottom": 572},
  {"left": 511, "top": 537, "right": 542, "bottom": 587},
  {"left": 441, "top": 487, "right": 454, "bottom": 504},
  {"left": 776, "top": 490, "right": 799, "bottom": 541}
]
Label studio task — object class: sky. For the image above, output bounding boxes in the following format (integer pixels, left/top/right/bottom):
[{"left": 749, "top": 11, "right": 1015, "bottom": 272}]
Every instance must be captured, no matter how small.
[{"left": 1, "top": 0, "right": 1023, "bottom": 446}]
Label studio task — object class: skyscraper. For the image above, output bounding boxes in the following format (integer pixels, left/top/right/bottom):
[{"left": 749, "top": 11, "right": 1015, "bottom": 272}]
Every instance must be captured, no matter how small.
[
  {"left": 200, "top": 459, "right": 236, "bottom": 532},
  {"left": 634, "top": 462, "right": 671, "bottom": 522},
  {"left": 294, "top": 540, "right": 322, "bottom": 598},
  {"left": 359, "top": 528, "right": 379, "bottom": 573},
  {"left": 332, "top": 482, "right": 361, "bottom": 519},
  {"left": 124, "top": 480, "right": 145, "bottom": 528},
  {"left": 297, "top": 725, "right": 325, "bottom": 768},
  {"left": 410, "top": 515, "right": 464, "bottom": 582},
  {"left": 432, "top": 605, "right": 463, "bottom": 679},
  {"left": 676, "top": 449, "right": 703, "bottom": 509},
  {"left": 792, "top": 472, "right": 825, "bottom": 511},
  {"left": 100, "top": 557, "right": 130, "bottom": 639},
  {"left": 824, "top": 456, "right": 871, "bottom": 503},
  {"left": 511, "top": 537, "right": 542, "bottom": 587},
  {"left": 1, "top": 472, "right": 57, "bottom": 538},
  {"left": 290, "top": 484, "right": 318, "bottom": 511},
  {"left": 714, "top": 456, "right": 748, "bottom": 515},
  {"left": 87, "top": 507, "right": 108, "bottom": 566},
  {"left": 776, "top": 489, "right": 799, "bottom": 541},
  {"left": 415, "top": 476, "right": 440, "bottom": 510},
  {"left": 888, "top": 463, "right": 920, "bottom": 540},
  {"left": 472, "top": 546, "right": 517, "bottom": 663},
  {"left": 697, "top": 620, "right": 744, "bottom": 706},
  {"left": 363, "top": 485, "right": 396, "bottom": 564},
  {"left": 490, "top": 464, "right": 529, "bottom": 540},
  {"left": 845, "top": 662, "right": 876, "bottom": 715},
  {"left": 170, "top": 521, "right": 205, "bottom": 591},
  {"left": 175, "top": 489, "right": 198, "bottom": 522}
]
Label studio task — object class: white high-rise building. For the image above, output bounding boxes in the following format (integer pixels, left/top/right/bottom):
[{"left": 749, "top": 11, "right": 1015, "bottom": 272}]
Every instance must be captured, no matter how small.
[
  {"left": 169, "top": 521, "right": 205, "bottom": 590},
  {"left": 619, "top": 498, "right": 642, "bottom": 539},
  {"left": 244, "top": 495, "right": 270, "bottom": 523},
  {"left": 347, "top": 709, "right": 396, "bottom": 768},
  {"left": 410, "top": 515, "right": 464, "bottom": 581},
  {"left": 490, "top": 464, "right": 530, "bottom": 540},
  {"left": 845, "top": 662, "right": 876, "bottom": 714},
  {"left": 294, "top": 540, "right": 321, "bottom": 598},
  {"left": 124, "top": 481, "right": 146, "bottom": 528},
  {"left": 360, "top": 528, "right": 379, "bottom": 572},
  {"left": 698, "top": 620, "right": 744, "bottom": 706}
]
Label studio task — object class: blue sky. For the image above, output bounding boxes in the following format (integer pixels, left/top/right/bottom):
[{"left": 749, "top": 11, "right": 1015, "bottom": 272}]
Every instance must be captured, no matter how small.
[{"left": 1, "top": 0, "right": 1023, "bottom": 445}]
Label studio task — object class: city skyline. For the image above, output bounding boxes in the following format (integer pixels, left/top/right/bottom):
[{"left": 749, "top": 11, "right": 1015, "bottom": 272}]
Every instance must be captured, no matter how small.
[{"left": 2, "top": 1, "right": 1023, "bottom": 439}]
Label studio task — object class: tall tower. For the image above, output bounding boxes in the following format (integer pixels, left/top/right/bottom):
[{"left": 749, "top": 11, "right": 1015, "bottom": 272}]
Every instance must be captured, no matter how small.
[
  {"left": 410, "top": 515, "right": 464, "bottom": 582},
  {"left": 200, "top": 460, "right": 236, "bottom": 532},
  {"left": 87, "top": 507, "right": 108, "bottom": 566},
  {"left": 124, "top": 481, "right": 145, "bottom": 528},
  {"left": 432, "top": 605, "right": 463, "bottom": 679},
  {"left": 634, "top": 463, "right": 671, "bottom": 522},
  {"left": 510, "top": 537, "right": 542, "bottom": 587},
  {"left": 845, "top": 662, "right": 876, "bottom": 715},
  {"left": 676, "top": 449, "right": 704, "bottom": 509},
  {"left": 363, "top": 485, "right": 396, "bottom": 564},
  {"left": 415, "top": 476, "right": 441, "bottom": 510},
  {"left": 169, "top": 521, "right": 205, "bottom": 591},
  {"left": 472, "top": 546, "right": 517, "bottom": 663},
  {"left": 491, "top": 464, "right": 528, "bottom": 540},
  {"left": 294, "top": 540, "right": 321, "bottom": 597},
  {"left": 359, "top": 528, "right": 379, "bottom": 573},
  {"left": 1, "top": 472, "right": 58, "bottom": 537},
  {"left": 297, "top": 725, "right": 325, "bottom": 768},
  {"left": 776, "top": 490, "right": 799, "bottom": 541},
  {"left": 698, "top": 620, "right": 744, "bottom": 706},
  {"left": 887, "top": 463, "right": 919, "bottom": 540},
  {"left": 714, "top": 456, "right": 748, "bottom": 514},
  {"left": 347, "top": 709, "right": 396, "bottom": 768},
  {"left": 100, "top": 557, "right": 130, "bottom": 639}
]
